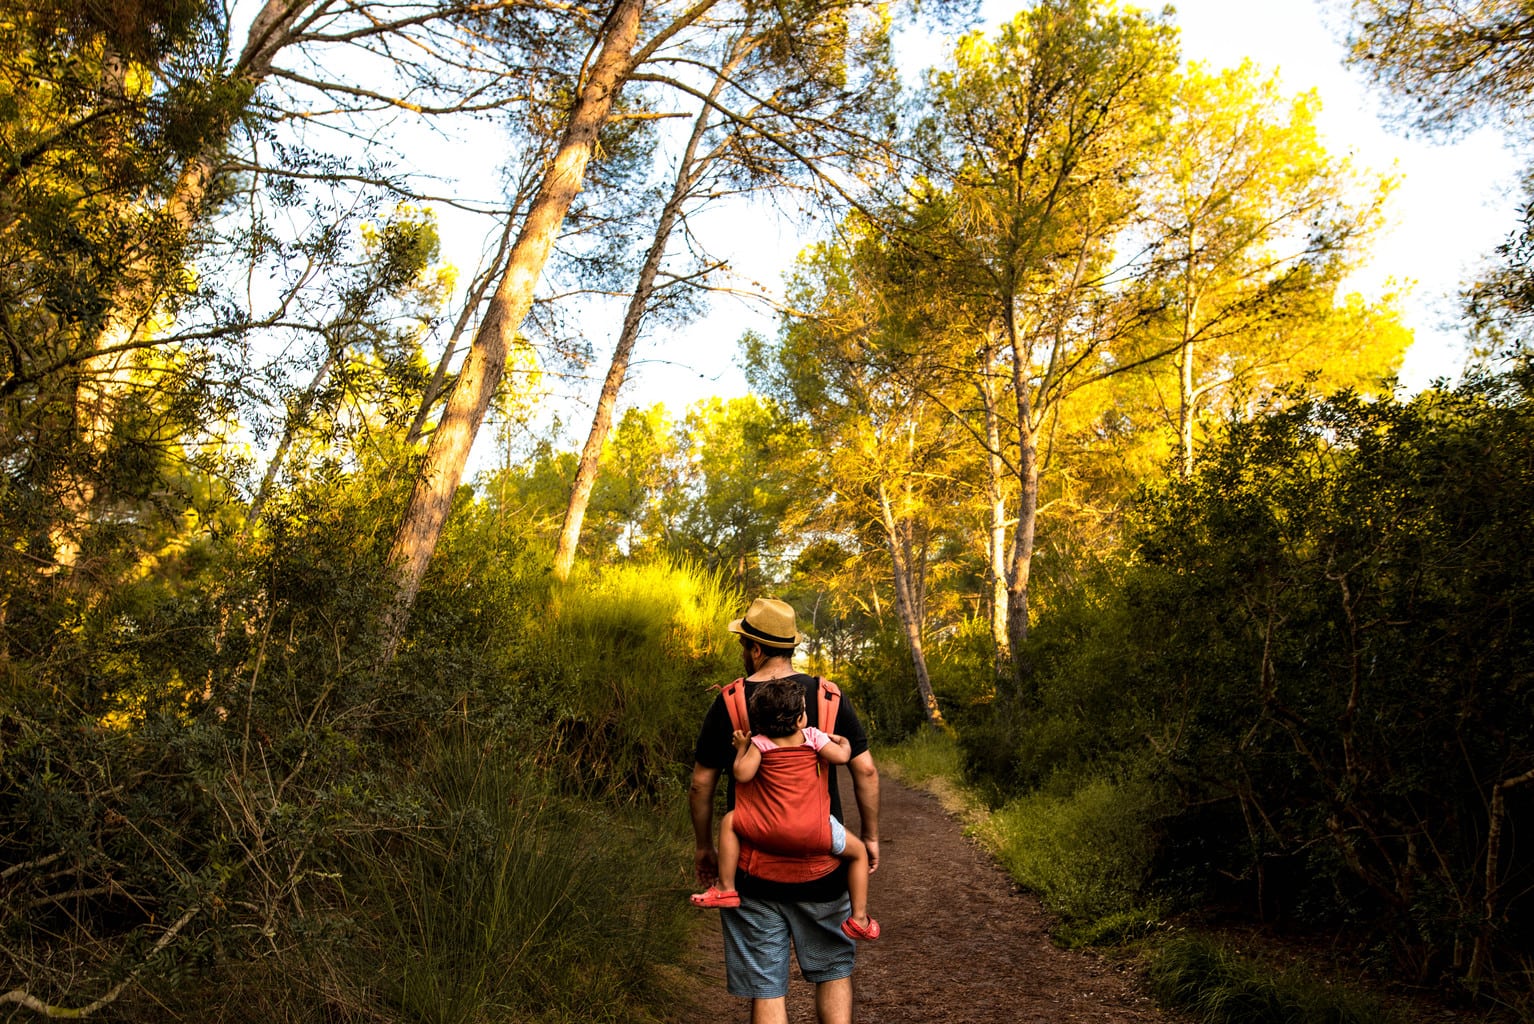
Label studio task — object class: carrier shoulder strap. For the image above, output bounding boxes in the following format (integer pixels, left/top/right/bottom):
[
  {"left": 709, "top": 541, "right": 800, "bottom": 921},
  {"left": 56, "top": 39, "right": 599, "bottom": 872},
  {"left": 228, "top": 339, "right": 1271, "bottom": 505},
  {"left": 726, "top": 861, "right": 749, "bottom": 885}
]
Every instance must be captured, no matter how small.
[
  {"left": 722, "top": 677, "right": 839, "bottom": 735},
  {"left": 816, "top": 678, "right": 841, "bottom": 733},
  {"left": 721, "top": 678, "right": 749, "bottom": 734}
]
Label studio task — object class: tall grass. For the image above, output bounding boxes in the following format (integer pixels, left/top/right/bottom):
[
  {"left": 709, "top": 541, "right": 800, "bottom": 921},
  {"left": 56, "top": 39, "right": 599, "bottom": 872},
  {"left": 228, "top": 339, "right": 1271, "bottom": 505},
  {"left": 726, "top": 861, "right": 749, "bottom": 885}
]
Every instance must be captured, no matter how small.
[
  {"left": 875, "top": 726, "right": 965, "bottom": 787},
  {"left": 521, "top": 559, "right": 739, "bottom": 797},
  {"left": 347, "top": 734, "right": 692, "bottom": 1024},
  {"left": 974, "top": 775, "right": 1166, "bottom": 929},
  {"left": 1147, "top": 935, "right": 1402, "bottom": 1024}
]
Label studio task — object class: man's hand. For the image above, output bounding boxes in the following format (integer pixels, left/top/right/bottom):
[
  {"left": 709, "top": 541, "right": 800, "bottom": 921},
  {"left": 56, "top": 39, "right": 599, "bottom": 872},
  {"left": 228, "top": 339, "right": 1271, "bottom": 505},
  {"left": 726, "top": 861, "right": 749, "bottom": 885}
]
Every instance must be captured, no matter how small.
[
  {"left": 863, "top": 836, "right": 880, "bottom": 874},
  {"left": 695, "top": 845, "right": 719, "bottom": 887}
]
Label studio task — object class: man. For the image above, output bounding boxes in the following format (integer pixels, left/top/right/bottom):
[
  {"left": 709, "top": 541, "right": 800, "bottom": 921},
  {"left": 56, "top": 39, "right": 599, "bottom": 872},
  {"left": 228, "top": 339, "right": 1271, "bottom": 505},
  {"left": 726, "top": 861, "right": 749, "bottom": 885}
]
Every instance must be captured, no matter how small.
[{"left": 690, "top": 597, "right": 881, "bottom": 1024}]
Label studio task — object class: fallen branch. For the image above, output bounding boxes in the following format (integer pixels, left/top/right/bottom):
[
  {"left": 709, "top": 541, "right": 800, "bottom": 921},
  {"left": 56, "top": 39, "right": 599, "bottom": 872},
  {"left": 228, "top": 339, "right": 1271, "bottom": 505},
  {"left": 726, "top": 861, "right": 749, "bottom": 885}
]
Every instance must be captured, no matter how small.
[{"left": 0, "top": 904, "right": 200, "bottom": 1018}]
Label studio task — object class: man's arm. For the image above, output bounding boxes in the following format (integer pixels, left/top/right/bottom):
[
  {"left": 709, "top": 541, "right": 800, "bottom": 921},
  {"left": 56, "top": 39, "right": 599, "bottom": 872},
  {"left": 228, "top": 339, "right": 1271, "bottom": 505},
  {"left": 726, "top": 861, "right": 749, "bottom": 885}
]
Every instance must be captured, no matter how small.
[
  {"left": 848, "top": 750, "right": 880, "bottom": 873},
  {"left": 689, "top": 762, "right": 722, "bottom": 885}
]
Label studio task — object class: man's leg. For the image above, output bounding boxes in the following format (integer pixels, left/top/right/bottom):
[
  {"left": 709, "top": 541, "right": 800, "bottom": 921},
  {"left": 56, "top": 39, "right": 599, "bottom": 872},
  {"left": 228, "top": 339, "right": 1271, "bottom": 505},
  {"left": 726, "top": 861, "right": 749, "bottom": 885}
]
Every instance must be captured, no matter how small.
[
  {"left": 781, "top": 892, "right": 856, "bottom": 1023},
  {"left": 750, "top": 996, "right": 790, "bottom": 1024},
  {"left": 721, "top": 899, "right": 792, "bottom": 1004},
  {"left": 814, "top": 977, "right": 852, "bottom": 1024}
]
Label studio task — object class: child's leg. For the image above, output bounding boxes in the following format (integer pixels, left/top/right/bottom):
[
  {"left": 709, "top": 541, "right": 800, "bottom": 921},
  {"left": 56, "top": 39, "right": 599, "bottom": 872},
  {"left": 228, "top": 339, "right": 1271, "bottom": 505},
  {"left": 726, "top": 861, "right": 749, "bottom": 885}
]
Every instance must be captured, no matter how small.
[
  {"left": 716, "top": 810, "right": 740, "bottom": 892},
  {"left": 838, "top": 830, "right": 872, "bottom": 926}
]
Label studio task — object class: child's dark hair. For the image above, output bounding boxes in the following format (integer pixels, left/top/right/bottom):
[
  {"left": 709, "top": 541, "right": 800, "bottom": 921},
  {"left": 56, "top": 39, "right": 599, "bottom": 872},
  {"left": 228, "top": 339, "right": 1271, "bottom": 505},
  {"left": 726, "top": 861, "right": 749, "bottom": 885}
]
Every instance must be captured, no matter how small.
[{"left": 749, "top": 679, "right": 805, "bottom": 738}]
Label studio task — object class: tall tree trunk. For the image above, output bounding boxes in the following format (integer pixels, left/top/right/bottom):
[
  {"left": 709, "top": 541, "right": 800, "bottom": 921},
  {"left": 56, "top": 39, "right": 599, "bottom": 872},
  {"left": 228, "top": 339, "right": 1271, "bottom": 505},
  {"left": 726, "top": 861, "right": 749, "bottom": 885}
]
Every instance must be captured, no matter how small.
[
  {"left": 1177, "top": 233, "right": 1201, "bottom": 479},
  {"left": 551, "top": 53, "right": 735, "bottom": 580},
  {"left": 380, "top": 0, "right": 647, "bottom": 659},
  {"left": 57, "top": 0, "right": 311, "bottom": 567},
  {"left": 1005, "top": 306, "right": 1039, "bottom": 694},
  {"left": 979, "top": 327, "right": 1010, "bottom": 664},
  {"left": 404, "top": 213, "right": 520, "bottom": 449},
  {"left": 877, "top": 481, "right": 944, "bottom": 728}
]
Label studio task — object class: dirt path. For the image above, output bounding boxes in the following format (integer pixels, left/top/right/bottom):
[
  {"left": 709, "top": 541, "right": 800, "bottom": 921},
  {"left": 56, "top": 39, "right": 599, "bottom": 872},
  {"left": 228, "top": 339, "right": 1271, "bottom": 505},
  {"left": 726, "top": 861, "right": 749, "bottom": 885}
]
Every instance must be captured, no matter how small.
[{"left": 679, "top": 771, "right": 1178, "bottom": 1023}]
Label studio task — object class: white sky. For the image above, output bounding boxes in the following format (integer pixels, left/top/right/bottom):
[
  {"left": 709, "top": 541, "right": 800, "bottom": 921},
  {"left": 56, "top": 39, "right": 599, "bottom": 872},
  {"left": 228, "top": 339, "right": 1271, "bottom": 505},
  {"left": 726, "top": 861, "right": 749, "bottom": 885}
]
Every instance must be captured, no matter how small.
[{"left": 604, "top": 0, "right": 1523, "bottom": 424}]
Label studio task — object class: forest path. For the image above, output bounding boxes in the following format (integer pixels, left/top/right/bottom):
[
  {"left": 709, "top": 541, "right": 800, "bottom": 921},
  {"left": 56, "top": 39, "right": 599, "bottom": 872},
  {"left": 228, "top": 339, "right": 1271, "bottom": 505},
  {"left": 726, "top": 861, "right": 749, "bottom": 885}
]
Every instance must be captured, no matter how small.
[{"left": 676, "top": 772, "right": 1179, "bottom": 1023}]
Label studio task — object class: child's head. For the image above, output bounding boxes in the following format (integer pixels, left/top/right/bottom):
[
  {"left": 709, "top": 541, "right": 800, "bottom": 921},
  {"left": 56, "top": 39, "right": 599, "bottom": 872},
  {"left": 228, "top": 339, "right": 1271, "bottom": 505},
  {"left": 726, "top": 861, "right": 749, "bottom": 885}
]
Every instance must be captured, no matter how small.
[{"left": 749, "top": 679, "right": 805, "bottom": 738}]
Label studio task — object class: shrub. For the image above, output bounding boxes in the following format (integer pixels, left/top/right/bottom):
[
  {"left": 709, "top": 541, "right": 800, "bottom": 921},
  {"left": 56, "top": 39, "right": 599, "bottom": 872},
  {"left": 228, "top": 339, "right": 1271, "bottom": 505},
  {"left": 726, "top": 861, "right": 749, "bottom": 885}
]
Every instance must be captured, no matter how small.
[
  {"left": 1147, "top": 935, "right": 1401, "bottom": 1024},
  {"left": 514, "top": 558, "right": 739, "bottom": 797},
  {"left": 340, "top": 734, "right": 692, "bottom": 1024},
  {"left": 832, "top": 625, "right": 927, "bottom": 741},
  {"left": 974, "top": 774, "right": 1169, "bottom": 925}
]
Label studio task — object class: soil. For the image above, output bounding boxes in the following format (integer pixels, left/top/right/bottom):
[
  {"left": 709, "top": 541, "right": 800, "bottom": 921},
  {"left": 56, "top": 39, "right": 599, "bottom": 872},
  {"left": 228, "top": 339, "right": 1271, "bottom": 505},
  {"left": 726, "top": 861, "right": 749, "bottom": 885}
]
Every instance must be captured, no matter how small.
[{"left": 672, "top": 770, "right": 1180, "bottom": 1023}]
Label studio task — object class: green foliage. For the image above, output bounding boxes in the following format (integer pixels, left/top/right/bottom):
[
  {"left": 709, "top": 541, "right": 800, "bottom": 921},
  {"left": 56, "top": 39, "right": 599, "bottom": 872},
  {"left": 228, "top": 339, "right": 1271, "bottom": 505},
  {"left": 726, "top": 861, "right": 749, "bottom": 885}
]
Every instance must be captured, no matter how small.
[
  {"left": 961, "top": 369, "right": 1534, "bottom": 994},
  {"left": 975, "top": 775, "right": 1169, "bottom": 927},
  {"left": 1147, "top": 935, "right": 1401, "bottom": 1024},
  {"left": 838, "top": 625, "right": 927, "bottom": 740},
  {"left": 514, "top": 558, "right": 740, "bottom": 797},
  {"left": 345, "top": 735, "right": 691, "bottom": 1024},
  {"left": 0, "top": 461, "right": 722, "bottom": 1019}
]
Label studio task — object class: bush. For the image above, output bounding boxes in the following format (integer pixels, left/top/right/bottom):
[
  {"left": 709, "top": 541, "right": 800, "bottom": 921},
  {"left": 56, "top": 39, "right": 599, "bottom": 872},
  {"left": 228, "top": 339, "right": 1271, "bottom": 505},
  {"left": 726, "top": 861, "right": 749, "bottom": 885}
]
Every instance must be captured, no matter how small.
[
  {"left": 513, "top": 558, "right": 739, "bottom": 797},
  {"left": 340, "top": 734, "right": 692, "bottom": 1024},
  {"left": 1147, "top": 935, "right": 1401, "bottom": 1024},
  {"left": 974, "top": 774, "right": 1169, "bottom": 926},
  {"left": 959, "top": 373, "right": 1534, "bottom": 995},
  {"left": 833, "top": 625, "right": 927, "bottom": 741}
]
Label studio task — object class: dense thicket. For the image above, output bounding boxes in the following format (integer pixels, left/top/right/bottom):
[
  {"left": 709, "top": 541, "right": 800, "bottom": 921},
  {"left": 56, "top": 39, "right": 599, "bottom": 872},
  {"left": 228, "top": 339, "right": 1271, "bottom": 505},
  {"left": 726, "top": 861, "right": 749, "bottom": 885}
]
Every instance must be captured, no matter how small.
[
  {"left": 3, "top": 0, "right": 1531, "bottom": 1016},
  {"left": 960, "top": 369, "right": 1534, "bottom": 990}
]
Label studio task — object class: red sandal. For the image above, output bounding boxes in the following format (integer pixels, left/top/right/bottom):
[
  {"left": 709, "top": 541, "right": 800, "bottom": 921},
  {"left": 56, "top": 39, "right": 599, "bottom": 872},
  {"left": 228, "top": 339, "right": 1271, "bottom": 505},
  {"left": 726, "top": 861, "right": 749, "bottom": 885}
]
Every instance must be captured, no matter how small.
[
  {"left": 841, "top": 915, "right": 880, "bottom": 941},
  {"left": 690, "top": 886, "right": 740, "bottom": 908}
]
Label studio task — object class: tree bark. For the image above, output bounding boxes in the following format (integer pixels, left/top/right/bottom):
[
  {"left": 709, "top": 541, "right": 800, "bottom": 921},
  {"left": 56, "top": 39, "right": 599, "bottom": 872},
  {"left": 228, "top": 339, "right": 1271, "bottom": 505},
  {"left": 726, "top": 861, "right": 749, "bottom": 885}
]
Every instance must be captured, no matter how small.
[
  {"left": 979, "top": 326, "right": 1010, "bottom": 664},
  {"left": 877, "top": 480, "right": 944, "bottom": 728},
  {"left": 551, "top": 49, "right": 737, "bottom": 580},
  {"left": 1176, "top": 232, "right": 1201, "bottom": 479},
  {"left": 1004, "top": 304, "right": 1039, "bottom": 694},
  {"left": 57, "top": 0, "right": 312, "bottom": 567},
  {"left": 380, "top": 0, "right": 647, "bottom": 659}
]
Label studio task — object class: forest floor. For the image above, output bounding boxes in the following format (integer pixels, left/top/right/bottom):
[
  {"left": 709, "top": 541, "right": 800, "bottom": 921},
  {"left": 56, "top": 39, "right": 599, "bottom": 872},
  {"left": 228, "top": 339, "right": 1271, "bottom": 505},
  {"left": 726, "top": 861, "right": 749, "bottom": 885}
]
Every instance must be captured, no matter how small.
[{"left": 667, "top": 771, "right": 1179, "bottom": 1023}]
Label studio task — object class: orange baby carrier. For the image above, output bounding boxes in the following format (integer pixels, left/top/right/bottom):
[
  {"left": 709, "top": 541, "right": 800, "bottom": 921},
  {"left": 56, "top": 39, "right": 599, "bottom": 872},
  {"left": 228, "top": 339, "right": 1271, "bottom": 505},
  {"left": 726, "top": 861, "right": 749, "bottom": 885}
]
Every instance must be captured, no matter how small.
[{"left": 721, "top": 677, "right": 844, "bottom": 884}]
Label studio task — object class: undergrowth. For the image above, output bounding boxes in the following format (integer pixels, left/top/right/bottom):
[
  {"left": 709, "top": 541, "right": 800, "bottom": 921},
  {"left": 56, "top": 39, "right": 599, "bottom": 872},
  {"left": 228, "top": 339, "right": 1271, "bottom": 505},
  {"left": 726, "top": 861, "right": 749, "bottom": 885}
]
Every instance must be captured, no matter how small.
[
  {"left": 345, "top": 734, "right": 692, "bottom": 1024},
  {"left": 1147, "top": 935, "right": 1401, "bottom": 1024},
  {"left": 875, "top": 730, "right": 1402, "bottom": 1024}
]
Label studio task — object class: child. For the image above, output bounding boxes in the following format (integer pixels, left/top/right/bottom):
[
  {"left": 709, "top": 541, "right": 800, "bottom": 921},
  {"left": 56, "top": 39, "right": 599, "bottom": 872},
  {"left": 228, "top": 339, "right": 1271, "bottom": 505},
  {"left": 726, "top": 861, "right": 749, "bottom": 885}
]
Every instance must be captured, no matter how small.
[{"left": 691, "top": 678, "right": 879, "bottom": 941}]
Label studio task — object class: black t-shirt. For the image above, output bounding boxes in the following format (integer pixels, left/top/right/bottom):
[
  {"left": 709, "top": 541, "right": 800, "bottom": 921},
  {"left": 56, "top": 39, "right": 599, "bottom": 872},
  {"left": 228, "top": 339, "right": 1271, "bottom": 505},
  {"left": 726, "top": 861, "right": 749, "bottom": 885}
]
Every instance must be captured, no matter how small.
[{"left": 693, "top": 673, "right": 869, "bottom": 902}]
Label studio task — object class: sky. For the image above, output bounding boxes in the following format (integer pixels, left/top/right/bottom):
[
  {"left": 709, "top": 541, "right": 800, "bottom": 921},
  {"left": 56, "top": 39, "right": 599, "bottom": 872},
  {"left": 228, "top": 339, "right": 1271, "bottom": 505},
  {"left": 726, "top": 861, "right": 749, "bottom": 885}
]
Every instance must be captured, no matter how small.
[{"left": 603, "top": 0, "right": 1524, "bottom": 425}]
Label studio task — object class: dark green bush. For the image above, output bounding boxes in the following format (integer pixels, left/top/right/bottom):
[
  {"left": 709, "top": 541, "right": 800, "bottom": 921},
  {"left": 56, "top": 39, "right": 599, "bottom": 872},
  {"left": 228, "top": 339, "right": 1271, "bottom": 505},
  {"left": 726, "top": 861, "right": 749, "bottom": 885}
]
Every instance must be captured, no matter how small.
[
  {"left": 961, "top": 370, "right": 1534, "bottom": 995},
  {"left": 1147, "top": 935, "right": 1400, "bottom": 1024},
  {"left": 838, "top": 625, "right": 928, "bottom": 741}
]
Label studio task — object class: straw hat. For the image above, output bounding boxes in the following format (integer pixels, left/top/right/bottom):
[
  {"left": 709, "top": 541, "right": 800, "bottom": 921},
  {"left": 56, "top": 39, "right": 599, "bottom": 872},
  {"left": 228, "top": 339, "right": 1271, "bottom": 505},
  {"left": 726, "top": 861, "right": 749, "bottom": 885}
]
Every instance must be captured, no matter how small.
[{"left": 728, "top": 597, "right": 800, "bottom": 650}]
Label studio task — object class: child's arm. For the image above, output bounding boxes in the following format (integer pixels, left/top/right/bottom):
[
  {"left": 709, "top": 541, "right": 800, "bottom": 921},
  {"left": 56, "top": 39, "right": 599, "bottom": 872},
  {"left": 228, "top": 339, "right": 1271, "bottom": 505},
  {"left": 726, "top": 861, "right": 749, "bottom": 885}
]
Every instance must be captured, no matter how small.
[
  {"left": 732, "top": 730, "right": 763, "bottom": 783},
  {"left": 817, "top": 731, "right": 852, "bottom": 766}
]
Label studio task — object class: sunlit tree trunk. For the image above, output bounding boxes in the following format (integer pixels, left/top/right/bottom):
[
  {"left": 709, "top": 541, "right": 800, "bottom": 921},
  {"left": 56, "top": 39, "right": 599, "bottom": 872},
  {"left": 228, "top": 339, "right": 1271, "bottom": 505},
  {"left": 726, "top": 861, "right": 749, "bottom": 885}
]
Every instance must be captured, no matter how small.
[
  {"left": 1004, "top": 305, "right": 1039, "bottom": 692},
  {"left": 1177, "top": 230, "right": 1201, "bottom": 479},
  {"left": 979, "top": 326, "right": 1010, "bottom": 663},
  {"left": 381, "top": 0, "right": 647, "bottom": 659},
  {"left": 552, "top": 50, "right": 739, "bottom": 580},
  {"left": 59, "top": 0, "right": 312, "bottom": 565},
  {"left": 877, "top": 480, "right": 944, "bottom": 728}
]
